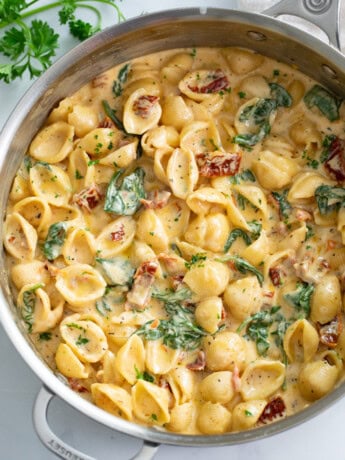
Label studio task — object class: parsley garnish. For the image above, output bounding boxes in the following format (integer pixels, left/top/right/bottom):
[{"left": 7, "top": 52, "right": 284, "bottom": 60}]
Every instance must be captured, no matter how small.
[
  {"left": 0, "top": 1, "right": 125, "bottom": 83},
  {"left": 185, "top": 253, "right": 207, "bottom": 269},
  {"left": 39, "top": 331, "right": 52, "bottom": 341}
]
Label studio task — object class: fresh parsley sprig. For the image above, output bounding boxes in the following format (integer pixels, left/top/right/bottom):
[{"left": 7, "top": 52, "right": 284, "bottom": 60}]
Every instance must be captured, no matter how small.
[{"left": 0, "top": 0, "right": 125, "bottom": 83}]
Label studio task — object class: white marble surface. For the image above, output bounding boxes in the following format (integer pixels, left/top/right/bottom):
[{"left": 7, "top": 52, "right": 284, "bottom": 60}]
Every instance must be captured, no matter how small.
[{"left": 1, "top": 1, "right": 345, "bottom": 459}]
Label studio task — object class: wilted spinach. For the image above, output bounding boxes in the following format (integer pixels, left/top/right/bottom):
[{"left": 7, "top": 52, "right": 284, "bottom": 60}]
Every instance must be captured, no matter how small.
[
  {"left": 216, "top": 254, "right": 264, "bottom": 285},
  {"left": 271, "top": 190, "right": 292, "bottom": 219},
  {"left": 104, "top": 168, "right": 146, "bottom": 216},
  {"left": 284, "top": 282, "right": 314, "bottom": 318},
  {"left": 314, "top": 185, "right": 345, "bottom": 215},
  {"left": 21, "top": 283, "right": 44, "bottom": 333},
  {"left": 112, "top": 63, "right": 130, "bottom": 97},
  {"left": 42, "top": 222, "right": 67, "bottom": 260},
  {"left": 304, "top": 85, "right": 341, "bottom": 122}
]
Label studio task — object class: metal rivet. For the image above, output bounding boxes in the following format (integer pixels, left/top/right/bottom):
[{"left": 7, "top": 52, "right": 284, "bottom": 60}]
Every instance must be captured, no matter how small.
[
  {"left": 247, "top": 30, "right": 267, "bottom": 41},
  {"left": 322, "top": 64, "right": 337, "bottom": 79}
]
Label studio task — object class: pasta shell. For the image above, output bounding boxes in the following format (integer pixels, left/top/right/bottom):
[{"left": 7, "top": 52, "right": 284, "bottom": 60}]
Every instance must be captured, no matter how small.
[
  {"left": 166, "top": 148, "right": 199, "bottom": 199},
  {"left": 13, "top": 196, "right": 52, "bottom": 235},
  {"left": 132, "top": 380, "right": 170, "bottom": 425},
  {"left": 197, "top": 402, "right": 232, "bottom": 434},
  {"left": 283, "top": 319, "right": 319, "bottom": 363},
  {"left": 78, "top": 128, "right": 122, "bottom": 156},
  {"left": 56, "top": 263, "right": 106, "bottom": 309},
  {"left": 145, "top": 340, "right": 179, "bottom": 375},
  {"left": 91, "top": 383, "right": 132, "bottom": 420},
  {"left": 55, "top": 343, "right": 90, "bottom": 379},
  {"left": 240, "top": 359, "right": 285, "bottom": 400},
  {"left": 199, "top": 371, "right": 234, "bottom": 404},
  {"left": 61, "top": 316, "right": 108, "bottom": 363},
  {"left": 62, "top": 228, "right": 96, "bottom": 265},
  {"left": 29, "top": 163, "right": 72, "bottom": 206},
  {"left": 4, "top": 213, "right": 37, "bottom": 260},
  {"left": 186, "top": 187, "right": 228, "bottom": 215},
  {"left": 115, "top": 335, "right": 145, "bottom": 385},
  {"left": 96, "top": 216, "right": 136, "bottom": 258},
  {"left": 99, "top": 138, "right": 138, "bottom": 168},
  {"left": 166, "top": 366, "right": 195, "bottom": 404},
  {"left": 123, "top": 88, "right": 162, "bottom": 135},
  {"left": 29, "top": 121, "right": 74, "bottom": 163},
  {"left": 68, "top": 148, "right": 95, "bottom": 193}
]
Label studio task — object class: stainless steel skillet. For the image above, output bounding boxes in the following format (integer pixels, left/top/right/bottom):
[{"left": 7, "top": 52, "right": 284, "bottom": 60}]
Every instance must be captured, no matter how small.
[{"left": 0, "top": 1, "right": 344, "bottom": 458}]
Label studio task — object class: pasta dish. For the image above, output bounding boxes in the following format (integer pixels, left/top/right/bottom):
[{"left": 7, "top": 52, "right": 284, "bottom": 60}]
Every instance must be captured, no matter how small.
[{"left": 3, "top": 46, "right": 345, "bottom": 434}]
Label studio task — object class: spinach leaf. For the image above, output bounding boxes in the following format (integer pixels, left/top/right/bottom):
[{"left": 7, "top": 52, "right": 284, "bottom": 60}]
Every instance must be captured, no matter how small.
[
  {"left": 284, "top": 282, "right": 314, "bottom": 318},
  {"left": 42, "top": 222, "right": 67, "bottom": 260},
  {"left": 224, "top": 228, "right": 252, "bottom": 252},
  {"left": 95, "top": 257, "right": 135, "bottom": 286},
  {"left": 237, "top": 306, "right": 281, "bottom": 355},
  {"left": 21, "top": 283, "right": 44, "bottom": 333},
  {"left": 320, "top": 134, "right": 337, "bottom": 163},
  {"left": 304, "top": 84, "right": 341, "bottom": 122},
  {"left": 247, "top": 220, "right": 262, "bottom": 239},
  {"left": 229, "top": 168, "right": 256, "bottom": 185},
  {"left": 102, "top": 99, "right": 126, "bottom": 133},
  {"left": 315, "top": 185, "right": 345, "bottom": 215},
  {"left": 137, "top": 309, "right": 208, "bottom": 351},
  {"left": 269, "top": 82, "right": 292, "bottom": 108},
  {"left": 112, "top": 63, "right": 130, "bottom": 97},
  {"left": 239, "top": 98, "right": 277, "bottom": 125},
  {"left": 137, "top": 286, "right": 210, "bottom": 350},
  {"left": 104, "top": 167, "right": 146, "bottom": 216},
  {"left": 216, "top": 254, "right": 264, "bottom": 286},
  {"left": 271, "top": 190, "right": 292, "bottom": 219},
  {"left": 152, "top": 287, "right": 192, "bottom": 303},
  {"left": 95, "top": 286, "right": 127, "bottom": 317},
  {"left": 233, "top": 98, "right": 277, "bottom": 148}
]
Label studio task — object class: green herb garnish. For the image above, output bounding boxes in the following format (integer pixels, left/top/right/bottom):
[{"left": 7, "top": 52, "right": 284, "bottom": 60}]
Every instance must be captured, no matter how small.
[
  {"left": 185, "top": 253, "right": 207, "bottom": 270},
  {"left": 0, "top": 0, "right": 124, "bottom": 83},
  {"left": 39, "top": 331, "right": 52, "bottom": 341}
]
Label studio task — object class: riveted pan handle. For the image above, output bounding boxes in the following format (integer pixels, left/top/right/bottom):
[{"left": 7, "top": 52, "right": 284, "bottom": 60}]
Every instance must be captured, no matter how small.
[
  {"left": 262, "top": 0, "right": 341, "bottom": 50},
  {"left": 33, "top": 386, "right": 160, "bottom": 460}
]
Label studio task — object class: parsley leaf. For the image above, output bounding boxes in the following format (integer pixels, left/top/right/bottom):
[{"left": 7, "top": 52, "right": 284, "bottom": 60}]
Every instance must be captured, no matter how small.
[{"left": 0, "top": 1, "right": 125, "bottom": 83}]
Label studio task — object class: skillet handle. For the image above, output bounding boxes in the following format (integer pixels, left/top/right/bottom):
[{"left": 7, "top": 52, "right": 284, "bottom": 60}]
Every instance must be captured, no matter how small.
[
  {"left": 33, "top": 386, "right": 160, "bottom": 460},
  {"left": 262, "top": 0, "right": 341, "bottom": 50}
]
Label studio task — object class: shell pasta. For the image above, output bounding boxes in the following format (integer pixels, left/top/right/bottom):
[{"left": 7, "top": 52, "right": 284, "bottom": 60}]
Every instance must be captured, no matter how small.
[{"left": 4, "top": 46, "right": 345, "bottom": 435}]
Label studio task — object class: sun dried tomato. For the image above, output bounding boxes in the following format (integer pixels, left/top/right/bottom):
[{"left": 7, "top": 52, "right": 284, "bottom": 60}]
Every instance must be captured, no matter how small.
[
  {"left": 258, "top": 397, "right": 286, "bottom": 424},
  {"left": 110, "top": 224, "right": 125, "bottom": 241},
  {"left": 68, "top": 378, "right": 89, "bottom": 393},
  {"left": 133, "top": 95, "right": 159, "bottom": 118},
  {"left": 196, "top": 152, "right": 241, "bottom": 177},
  {"left": 140, "top": 190, "right": 171, "bottom": 209},
  {"left": 324, "top": 137, "right": 345, "bottom": 182},
  {"left": 318, "top": 314, "right": 343, "bottom": 348},
  {"left": 73, "top": 184, "right": 103, "bottom": 212},
  {"left": 188, "top": 70, "right": 229, "bottom": 94},
  {"left": 269, "top": 267, "right": 282, "bottom": 286}
]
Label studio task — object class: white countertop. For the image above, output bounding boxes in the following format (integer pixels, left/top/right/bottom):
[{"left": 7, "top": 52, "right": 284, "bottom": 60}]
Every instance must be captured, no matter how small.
[{"left": 1, "top": 1, "right": 345, "bottom": 459}]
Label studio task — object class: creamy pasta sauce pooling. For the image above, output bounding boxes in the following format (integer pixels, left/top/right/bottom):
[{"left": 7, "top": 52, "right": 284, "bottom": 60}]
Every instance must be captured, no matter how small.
[{"left": 4, "top": 46, "right": 345, "bottom": 434}]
